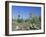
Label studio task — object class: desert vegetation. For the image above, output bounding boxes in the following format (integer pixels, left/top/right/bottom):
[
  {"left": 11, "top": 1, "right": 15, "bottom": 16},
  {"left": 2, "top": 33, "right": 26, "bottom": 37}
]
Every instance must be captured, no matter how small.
[{"left": 12, "top": 12, "right": 41, "bottom": 31}]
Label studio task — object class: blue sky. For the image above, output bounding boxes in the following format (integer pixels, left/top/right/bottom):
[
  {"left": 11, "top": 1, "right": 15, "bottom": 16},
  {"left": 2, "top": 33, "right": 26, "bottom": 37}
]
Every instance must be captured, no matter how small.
[{"left": 12, "top": 6, "right": 41, "bottom": 19}]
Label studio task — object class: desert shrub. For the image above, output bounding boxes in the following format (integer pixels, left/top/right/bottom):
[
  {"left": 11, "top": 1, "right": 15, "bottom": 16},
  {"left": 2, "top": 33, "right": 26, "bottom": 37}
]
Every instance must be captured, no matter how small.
[{"left": 17, "top": 19, "right": 23, "bottom": 23}]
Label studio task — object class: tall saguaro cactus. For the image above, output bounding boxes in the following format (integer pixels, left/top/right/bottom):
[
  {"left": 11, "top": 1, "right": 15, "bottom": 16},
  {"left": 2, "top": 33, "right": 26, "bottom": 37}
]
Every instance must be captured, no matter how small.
[
  {"left": 18, "top": 12, "right": 20, "bottom": 19},
  {"left": 29, "top": 12, "right": 32, "bottom": 19}
]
